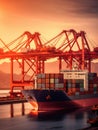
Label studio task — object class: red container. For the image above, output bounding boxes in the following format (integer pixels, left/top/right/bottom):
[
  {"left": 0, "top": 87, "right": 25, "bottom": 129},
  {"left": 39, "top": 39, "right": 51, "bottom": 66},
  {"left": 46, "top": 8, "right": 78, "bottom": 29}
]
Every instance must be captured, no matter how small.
[
  {"left": 46, "top": 78, "right": 50, "bottom": 84},
  {"left": 50, "top": 83, "right": 55, "bottom": 88},
  {"left": 46, "top": 83, "right": 50, "bottom": 88},
  {"left": 45, "top": 74, "right": 50, "bottom": 78},
  {"left": 71, "top": 87, "right": 76, "bottom": 93},
  {"left": 41, "top": 79, "right": 46, "bottom": 84},
  {"left": 80, "top": 91, "right": 85, "bottom": 95},
  {"left": 37, "top": 79, "right": 42, "bottom": 84},
  {"left": 50, "top": 74, "right": 55, "bottom": 78}
]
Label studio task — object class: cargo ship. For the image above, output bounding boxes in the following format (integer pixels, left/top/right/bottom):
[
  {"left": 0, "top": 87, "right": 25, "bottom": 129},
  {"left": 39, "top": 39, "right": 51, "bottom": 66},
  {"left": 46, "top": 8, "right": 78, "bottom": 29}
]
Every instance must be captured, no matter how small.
[{"left": 22, "top": 70, "right": 98, "bottom": 111}]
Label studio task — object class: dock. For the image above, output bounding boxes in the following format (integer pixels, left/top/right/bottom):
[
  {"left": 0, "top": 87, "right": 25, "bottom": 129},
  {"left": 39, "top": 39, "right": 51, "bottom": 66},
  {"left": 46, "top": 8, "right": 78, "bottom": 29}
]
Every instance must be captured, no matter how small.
[{"left": 0, "top": 97, "right": 27, "bottom": 105}]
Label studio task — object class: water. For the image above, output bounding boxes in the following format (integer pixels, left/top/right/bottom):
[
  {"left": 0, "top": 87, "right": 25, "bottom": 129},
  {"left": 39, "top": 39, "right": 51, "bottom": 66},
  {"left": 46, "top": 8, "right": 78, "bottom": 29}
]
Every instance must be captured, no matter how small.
[
  {"left": 0, "top": 90, "right": 10, "bottom": 97},
  {"left": 0, "top": 102, "right": 93, "bottom": 130},
  {"left": 0, "top": 90, "right": 94, "bottom": 130}
]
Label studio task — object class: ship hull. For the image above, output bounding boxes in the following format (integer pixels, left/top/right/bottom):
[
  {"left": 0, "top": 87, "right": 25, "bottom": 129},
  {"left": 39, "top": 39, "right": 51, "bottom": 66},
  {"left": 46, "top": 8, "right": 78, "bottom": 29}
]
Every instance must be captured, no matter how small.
[{"left": 22, "top": 89, "right": 98, "bottom": 111}]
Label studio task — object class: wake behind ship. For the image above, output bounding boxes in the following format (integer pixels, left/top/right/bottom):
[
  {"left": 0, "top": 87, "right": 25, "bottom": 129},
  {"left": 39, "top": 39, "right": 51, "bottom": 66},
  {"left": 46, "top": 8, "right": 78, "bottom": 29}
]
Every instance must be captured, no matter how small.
[{"left": 22, "top": 70, "right": 98, "bottom": 111}]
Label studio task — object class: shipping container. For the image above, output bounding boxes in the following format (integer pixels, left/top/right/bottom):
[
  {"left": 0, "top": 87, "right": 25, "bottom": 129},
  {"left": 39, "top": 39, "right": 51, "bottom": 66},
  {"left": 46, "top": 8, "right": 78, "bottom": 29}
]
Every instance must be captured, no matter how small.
[
  {"left": 46, "top": 79, "right": 50, "bottom": 84},
  {"left": 80, "top": 87, "right": 84, "bottom": 92},
  {"left": 54, "top": 78, "right": 59, "bottom": 84},
  {"left": 46, "top": 84, "right": 50, "bottom": 88},
  {"left": 50, "top": 83, "right": 55, "bottom": 88},
  {"left": 37, "top": 79, "right": 42, "bottom": 84},
  {"left": 41, "top": 79, "right": 46, "bottom": 83},
  {"left": 50, "top": 78, "right": 54, "bottom": 84},
  {"left": 50, "top": 74, "right": 55, "bottom": 78},
  {"left": 45, "top": 74, "right": 50, "bottom": 78}
]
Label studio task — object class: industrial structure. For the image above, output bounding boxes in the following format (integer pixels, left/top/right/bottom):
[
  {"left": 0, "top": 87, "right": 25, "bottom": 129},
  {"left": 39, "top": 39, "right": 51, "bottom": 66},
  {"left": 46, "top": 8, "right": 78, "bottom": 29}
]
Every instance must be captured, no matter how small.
[{"left": 0, "top": 29, "right": 98, "bottom": 96}]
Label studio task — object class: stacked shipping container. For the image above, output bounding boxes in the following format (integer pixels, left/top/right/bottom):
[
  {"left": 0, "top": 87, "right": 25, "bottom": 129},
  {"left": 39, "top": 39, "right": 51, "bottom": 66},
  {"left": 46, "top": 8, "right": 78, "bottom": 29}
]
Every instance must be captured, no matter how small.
[
  {"left": 65, "top": 79, "right": 84, "bottom": 95},
  {"left": 66, "top": 72, "right": 98, "bottom": 95},
  {"left": 35, "top": 72, "right": 98, "bottom": 96},
  {"left": 88, "top": 73, "right": 98, "bottom": 94},
  {"left": 36, "top": 73, "right": 64, "bottom": 90}
]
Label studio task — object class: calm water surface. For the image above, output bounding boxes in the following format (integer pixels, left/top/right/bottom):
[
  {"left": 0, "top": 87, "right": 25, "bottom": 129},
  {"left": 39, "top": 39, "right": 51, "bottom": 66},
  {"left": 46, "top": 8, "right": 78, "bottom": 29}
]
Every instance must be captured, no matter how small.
[{"left": 0, "top": 102, "right": 93, "bottom": 130}]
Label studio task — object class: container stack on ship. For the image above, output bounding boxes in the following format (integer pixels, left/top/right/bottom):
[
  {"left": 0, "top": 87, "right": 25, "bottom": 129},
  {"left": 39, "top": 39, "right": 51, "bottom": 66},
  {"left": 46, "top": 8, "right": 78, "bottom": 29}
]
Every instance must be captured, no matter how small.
[
  {"left": 88, "top": 73, "right": 98, "bottom": 94},
  {"left": 36, "top": 73, "right": 64, "bottom": 90},
  {"left": 61, "top": 70, "right": 88, "bottom": 96},
  {"left": 35, "top": 70, "right": 98, "bottom": 96},
  {"left": 61, "top": 70, "right": 98, "bottom": 96}
]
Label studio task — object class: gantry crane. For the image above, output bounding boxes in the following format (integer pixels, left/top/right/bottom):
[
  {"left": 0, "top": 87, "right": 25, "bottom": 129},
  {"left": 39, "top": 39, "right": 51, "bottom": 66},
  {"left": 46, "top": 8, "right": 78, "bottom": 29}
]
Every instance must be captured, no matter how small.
[
  {"left": 44, "top": 29, "right": 97, "bottom": 71},
  {"left": 0, "top": 29, "right": 98, "bottom": 96}
]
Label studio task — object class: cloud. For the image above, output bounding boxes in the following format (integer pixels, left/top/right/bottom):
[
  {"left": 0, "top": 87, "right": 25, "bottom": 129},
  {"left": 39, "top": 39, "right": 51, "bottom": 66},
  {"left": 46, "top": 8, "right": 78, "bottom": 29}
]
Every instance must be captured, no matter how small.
[
  {"left": 71, "top": 0, "right": 98, "bottom": 17},
  {"left": 0, "top": 0, "right": 98, "bottom": 43},
  {"left": 1, "top": 0, "right": 98, "bottom": 19}
]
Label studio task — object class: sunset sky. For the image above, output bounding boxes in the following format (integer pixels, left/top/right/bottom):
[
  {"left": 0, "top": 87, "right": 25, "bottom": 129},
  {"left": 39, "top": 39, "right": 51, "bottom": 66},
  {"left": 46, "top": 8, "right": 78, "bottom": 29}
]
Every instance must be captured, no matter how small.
[{"left": 0, "top": 0, "right": 98, "bottom": 45}]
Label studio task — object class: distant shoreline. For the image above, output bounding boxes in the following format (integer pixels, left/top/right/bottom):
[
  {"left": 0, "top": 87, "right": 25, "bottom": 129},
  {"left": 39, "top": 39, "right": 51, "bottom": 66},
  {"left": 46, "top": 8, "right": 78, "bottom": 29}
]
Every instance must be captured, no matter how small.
[
  {"left": 0, "top": 88, "right": 10, "bottom": 90},
  {"left": 0, "top": 97, "right": 27, "bottom": 105}
]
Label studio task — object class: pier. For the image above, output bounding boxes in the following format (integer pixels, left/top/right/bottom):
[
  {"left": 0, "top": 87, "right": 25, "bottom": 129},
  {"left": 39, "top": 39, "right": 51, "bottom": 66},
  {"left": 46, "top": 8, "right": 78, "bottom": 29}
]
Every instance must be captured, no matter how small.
[{"left": 0, "top": 96, "right": 27, "bottom": 105}]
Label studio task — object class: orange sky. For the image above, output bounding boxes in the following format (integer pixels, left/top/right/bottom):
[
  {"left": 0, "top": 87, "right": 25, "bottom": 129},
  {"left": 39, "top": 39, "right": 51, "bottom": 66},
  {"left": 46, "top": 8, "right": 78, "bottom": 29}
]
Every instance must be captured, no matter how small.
[{"left": 0, "top": 0, "right": 98, "bottom": 43}]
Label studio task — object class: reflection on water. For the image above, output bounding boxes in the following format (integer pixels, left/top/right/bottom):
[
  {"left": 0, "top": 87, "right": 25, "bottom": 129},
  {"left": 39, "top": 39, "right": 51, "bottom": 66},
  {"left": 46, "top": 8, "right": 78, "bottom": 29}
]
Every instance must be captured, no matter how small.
[
  {"left": 27, "top": 108, "right": 91, "bottom": 123},
  {"left": 10, "top": 103, "right": 25, "bottom": 117},
  {"left": 0, "top": 103, "right": 96, "bottom": 130},
  {"left": 28, "top": 110, "right": 66, "bottom": 121},
  {"left": 0, "top": 102, "right": 90, "bottom": 120},
  {"left": 0, "top": 102, "right": 76, "bottom": 120},
  {"left": 0, "top": 102, "right": 32, "bottom": 119},
  {"left": 27, "top": 108, "right": 93, "bottom": 130}
]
